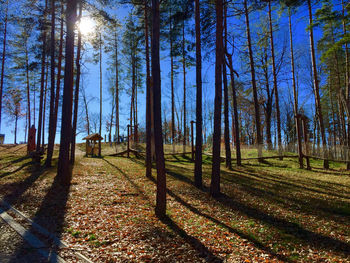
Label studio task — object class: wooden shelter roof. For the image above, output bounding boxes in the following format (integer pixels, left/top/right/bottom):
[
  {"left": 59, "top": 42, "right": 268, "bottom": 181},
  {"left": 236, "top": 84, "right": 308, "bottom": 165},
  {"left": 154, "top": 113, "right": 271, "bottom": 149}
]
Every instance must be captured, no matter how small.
[{"left": 82, "top": 133, "right": 103, "bottom": 141}]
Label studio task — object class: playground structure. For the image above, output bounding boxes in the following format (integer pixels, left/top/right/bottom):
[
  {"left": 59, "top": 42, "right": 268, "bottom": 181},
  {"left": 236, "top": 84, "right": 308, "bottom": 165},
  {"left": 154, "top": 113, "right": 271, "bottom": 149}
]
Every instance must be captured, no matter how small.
[
  {"left": 83, "top": 133, "right": 103, "bottom": 157},
  {"left": 104, "top": 115, "right": 350, "bottom": 171}
]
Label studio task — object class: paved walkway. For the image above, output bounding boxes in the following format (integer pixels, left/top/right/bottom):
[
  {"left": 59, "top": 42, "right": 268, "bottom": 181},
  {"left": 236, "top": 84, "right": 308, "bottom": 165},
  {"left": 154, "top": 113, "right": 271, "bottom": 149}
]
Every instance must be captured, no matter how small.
[{"left": 0, "top": 220, "right": 47, "bottom": 263}]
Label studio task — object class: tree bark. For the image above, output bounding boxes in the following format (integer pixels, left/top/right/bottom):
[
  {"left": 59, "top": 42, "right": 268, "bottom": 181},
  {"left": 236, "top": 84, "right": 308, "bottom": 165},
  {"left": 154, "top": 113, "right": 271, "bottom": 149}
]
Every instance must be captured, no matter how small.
[
  {"left": 70, "top": 1, "right": 82, "bottom": 164},
  {"left": 45, "top": 0, "right": 56, "bottom": 167},
  {"left": 37, "top": 0, "right": 48, "bottom": 153},
  {"left": 307, "top": 0, "right": 329, "bottom": 169},
  {"left": 82, "top": 88, "right": 90, "bottom": 135},
  {"left": 223, "top": 3, "right": 231, "bottom": 169},
  {"left": 0, "top": 0, "right": 8, "bottom": 132},
  {"left": 46, "top": 1, "right": 64, "bottom": 166},
  {"left": 14, "top": 114, "right": 18, "bottom": 145},
  {"left": 182, "top": 19, "right": 187, "bottom": 155},
  {"left": 211, "top": 0, "right": 223, "bottom": 197},
  {"left": 170, "top": 7, "right": 175, "bottom": 154},
  {"left": 226, "top": 53, "right": 241, "bottom": 166},
  {"left": 99, "top": 32, "right": 102, "bottom": 157},
  {"left": 341, "top": 0, "right": 350, "bottom": 168},
  {"left": 57, "top": 0, "right": 77, "bottom": 183},
  {"left": 244, "top": 0, "right": 262, "bottom": 160},
  {"left": 145, "top": 0, "right": 152, "bottom": 177},
  {"left": 288, "top": 9, "right": 303, "bottom": 168},
  {"left": 268, "top": 0, "right": 282, "bottom": 158},
  {"left": 25, "top": 42, "right": 31, "bottom": 153},
  {"left": 42, "top": 62, "right": 49, "bottom": 146},
  {"left": 115, "top": 32, "right": 119, "bottom": 144},
  {"left": 152, "top": 0, "right": 166, "bottom": 218},
  {"left": 194, "top": 0, "right": 203, "bottom": 188}
]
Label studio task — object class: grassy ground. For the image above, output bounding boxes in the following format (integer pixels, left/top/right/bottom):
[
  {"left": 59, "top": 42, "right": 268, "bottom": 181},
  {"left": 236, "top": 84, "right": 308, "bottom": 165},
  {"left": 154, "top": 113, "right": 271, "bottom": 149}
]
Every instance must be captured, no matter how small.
[{"left": 0, "top": 144, "right": 349, "bottom": 262}]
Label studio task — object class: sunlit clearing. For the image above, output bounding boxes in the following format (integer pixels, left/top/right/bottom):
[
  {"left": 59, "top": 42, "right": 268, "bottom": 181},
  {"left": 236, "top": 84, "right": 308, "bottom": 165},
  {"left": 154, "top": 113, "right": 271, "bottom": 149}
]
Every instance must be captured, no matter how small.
[{"left": 79, "top": 17, "right": 95, "bottom": 36}]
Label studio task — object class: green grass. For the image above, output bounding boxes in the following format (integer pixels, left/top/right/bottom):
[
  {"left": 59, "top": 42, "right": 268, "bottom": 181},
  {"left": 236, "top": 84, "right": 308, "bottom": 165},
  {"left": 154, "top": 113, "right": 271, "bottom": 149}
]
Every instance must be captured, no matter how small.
[{"left": 1, "top": 144, "right": 349, "bottom": 262}]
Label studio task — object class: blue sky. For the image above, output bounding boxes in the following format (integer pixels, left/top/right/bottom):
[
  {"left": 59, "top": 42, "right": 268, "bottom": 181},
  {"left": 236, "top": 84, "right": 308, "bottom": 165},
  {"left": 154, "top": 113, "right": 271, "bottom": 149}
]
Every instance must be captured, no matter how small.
[{"left": 0, "top": 0, "right": 332, "bottom": 144}]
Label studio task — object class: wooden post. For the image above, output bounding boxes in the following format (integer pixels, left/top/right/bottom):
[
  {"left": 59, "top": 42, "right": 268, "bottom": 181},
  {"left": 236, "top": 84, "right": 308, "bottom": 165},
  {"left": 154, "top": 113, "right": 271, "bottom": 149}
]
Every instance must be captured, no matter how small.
[
  {"left": 191, "top": 120, "right": 195, "bottom": 161},
  {"left": 127, "top": 124, "right": 130, "bottom": 158},
  {"left": 302, "top": 116, "right": 311, "bottom": 170}
]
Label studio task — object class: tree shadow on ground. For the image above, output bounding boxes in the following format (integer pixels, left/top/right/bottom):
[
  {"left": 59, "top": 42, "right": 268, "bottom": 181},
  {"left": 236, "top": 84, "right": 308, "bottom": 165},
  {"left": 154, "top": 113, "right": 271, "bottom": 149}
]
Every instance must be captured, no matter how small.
[
  {"left": 185, "top": 159, "right": 349, "bottom": 219},
  {"left": 165, "top": 188, "right": 291, "bottom": 262},
  {"left": 127, "top": 158, "right": 292, "bottom": 261},
  {"left": 214, "top": 193, "right": 350, "bottom": 256},
  {"left": 1, "top": 163, "right": 45, "bottom": 205},
  {"left": 165, "top": 160, "right": 350, "bottom": 214},
  {"left": 160, "top": 163, "right": 350, "bottom": 257},
  {"left": 0, "top": 161, "right": 32, "bottom": 179},
  {"left": 103, "top": 157, "right": 225, "bottom": 262},
  {"left": 103, "top": 158, "right": 151, "bottom": 203},
  {"left": 159, "top": 215, "right": 224, "bottom": 263},
  {"left": 8, "top": 166, "right": 72, "bottom": 263}
]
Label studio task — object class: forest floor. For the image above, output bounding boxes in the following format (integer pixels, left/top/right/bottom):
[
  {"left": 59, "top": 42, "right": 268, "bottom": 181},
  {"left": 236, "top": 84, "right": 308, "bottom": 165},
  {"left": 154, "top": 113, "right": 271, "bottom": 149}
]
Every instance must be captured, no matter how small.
[{"left": 0, "top": 143, "right": 349, "bottom": 262}]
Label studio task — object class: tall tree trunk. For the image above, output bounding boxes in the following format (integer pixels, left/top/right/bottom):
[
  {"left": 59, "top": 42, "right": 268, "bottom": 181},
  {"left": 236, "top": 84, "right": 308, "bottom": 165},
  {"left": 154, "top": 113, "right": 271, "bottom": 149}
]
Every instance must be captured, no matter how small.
[
  {"left": 24, "top": 111, "right": 28, "bottom": 143},
  {"left": 14, "top": 114, "right": 18, "bottom": 144},
  {"left": 265, "top": 106, "right": 272, "bottom": 150},
  {"left": 170, "top": 8, "right": 175, "bottom": 154},
  {"left": 115, "top": 32, "right": 119, "bottom": 143},
  {"left": 182, "top": 19, "right": 187, "bottom": 154},
  {"left": 70, "top": 1, "right": 82, "bottom": 164},
  {"left": 57, "top": 0, "right": 77, "bottom": 183},
  {"left": 268, "top": 0, "right": 282, "bottom": 158},
  {"left": 82, "top": 88, "right": 90, "bottom": 135},
  {"left": 223, "top": 3, "right": 231, "bottom": 169},
  {"left": 329, "top": 85, "right": 337, "bottom": 157},
  {"left": 342, "top": 0, "right": 350, "bottom": 168},
  {"left": 152, "top": 0, "right": 166, "bottom": 218},
  {"left": 135, "top": 68, "right": 138, "bottom": 142},
  {"left": 211, "top": 0, "right": 223, "bottom": 197},
  {"left": 37, "top": 0, "right": 48, "bottom": 153},
  {"left": 331, "top": 23, "right": 346, "bottom": 160},
  {"left": 25, "top": 43, "right": 31, "bottom": 153},
  {"left": 145, "top": 0, "right": 152, "bottom": 177},
  {"left": 46, "top": 1, "right": 64, "bottom": 166},
  {"left": 194, "top": 0, "right": 203, "bottom": 188},
  {"left": 33, "top": 82, "right": 36, "bottom": 125},
  {"left": 0, "top": 0, "right": 8, "bottom": 132},
  {"left": 109, "top": 96, "right": 114, "bottom": 144},
  {"left": 337, "top": 95, "right": 345, "bottom": 157},
  {"left": 45, "top": 0, "right": 56, "bottom": 167},
  {"left": 307, "top": 0, "right": 329, "bottom": 169},
  {"left": 288, "top": 9, "right": 303, "bottom": 168},
  {"left": 244, "top": 0, "right": 262, "bottom": 160},
  {"left": 99, "top": 32, "right": 102, "bottom": 157},
  {"left": 42, "top": 62, "right": 49, "bottom": 146},
  {"left": 130, "top": 56, "right": 135, "bottom": 144},
  {"left": 227, "top": 54, "right": 241, "bottom": 166}
]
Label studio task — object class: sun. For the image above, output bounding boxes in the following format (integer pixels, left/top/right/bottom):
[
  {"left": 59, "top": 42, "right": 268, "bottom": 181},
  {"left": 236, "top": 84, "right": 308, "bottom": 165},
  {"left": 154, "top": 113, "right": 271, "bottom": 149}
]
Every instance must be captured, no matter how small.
[{"left": 78, "top": 17, "right": 95, "bottom": 36}]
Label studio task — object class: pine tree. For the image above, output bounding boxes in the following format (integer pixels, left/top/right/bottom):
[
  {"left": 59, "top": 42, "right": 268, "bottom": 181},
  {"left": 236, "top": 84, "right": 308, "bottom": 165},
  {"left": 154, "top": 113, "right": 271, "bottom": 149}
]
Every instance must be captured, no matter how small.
[
  {"left": 211, "top": 0, "right": 223, "bottom": 197},
  {"left": 244, "top": 0, "right": 262, "bottom": 160},
  {"left": 70, "top": 0, "right": 83, "bottom": 164},
  {"left": 3, "top": 87, "right": 23, "bottom": 144},
  {"left": 0, "top": 0, "right": 9, "bottom": 132},
  {"left": 194, "top": 0, "right": 203, "bottom": 187},
  {"left": 57, "top": 0, "right": 77, "bottom": 183},
  {"left": 152, "top": 0, "right": 166, "bottom": 218}
]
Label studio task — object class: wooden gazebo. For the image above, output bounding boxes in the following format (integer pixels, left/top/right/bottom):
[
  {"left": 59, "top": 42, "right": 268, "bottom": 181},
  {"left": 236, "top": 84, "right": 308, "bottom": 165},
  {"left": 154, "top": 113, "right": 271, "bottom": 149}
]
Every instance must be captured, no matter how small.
[{"left": 82, "top": 133, "right": 103, "bottom": 157}]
